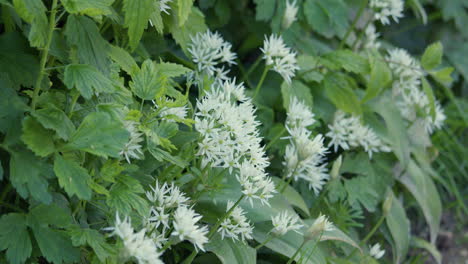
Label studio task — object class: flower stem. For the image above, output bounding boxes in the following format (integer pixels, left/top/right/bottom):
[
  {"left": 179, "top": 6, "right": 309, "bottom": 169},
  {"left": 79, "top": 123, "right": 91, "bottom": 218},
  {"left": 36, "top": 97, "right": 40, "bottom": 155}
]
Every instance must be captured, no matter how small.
[
  {"left": 31, "top": 0, "right": 59, "bottom": 111},
  {"left": 253, "top": 66, "right": 269, "bottom": 99},
  {"left": 265, "top": 127, "right": 287, "bottom": 151},
  {"left": 242, "top": 56, "right": 263, "bottom": 82},
  {"left": 347, "top": 214, "right": 385, "bottom": 259},
  {"left": 255, "top": 234, "right": 276, "bottom": 250},
  {"left": 339, "top": 0, "right": 368, "bottom": 49},
  {"left": 286, "top": 239, "right": 307, "bottom": 264}
]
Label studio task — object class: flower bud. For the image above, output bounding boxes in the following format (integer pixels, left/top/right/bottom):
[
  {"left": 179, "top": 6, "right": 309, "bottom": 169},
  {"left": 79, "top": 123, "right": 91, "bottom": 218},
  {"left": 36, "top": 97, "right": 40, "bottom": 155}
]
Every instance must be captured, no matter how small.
[
  {"left": 330, "top": 155, "right": 342, "bottom": 180},
  {"left": 304, "top": 214, "right": 333, "bottom": 241},
  {"left": 382, "top": 191, "right": 393, "bottom": 216}
]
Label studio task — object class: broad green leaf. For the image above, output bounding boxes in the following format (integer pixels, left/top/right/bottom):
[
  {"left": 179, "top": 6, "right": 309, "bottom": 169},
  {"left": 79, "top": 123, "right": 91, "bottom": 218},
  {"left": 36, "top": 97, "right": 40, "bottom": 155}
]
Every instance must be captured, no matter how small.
[
  {"left": 430, "top": 67, "right": 454, "bottom": 84},
  {"left": 122, "top": 0, "right": 154, "bottom": 51},
  {"left": 65, "top": 112, "right": 129, "bottom": 158},
  {"left": 363, "top": 55, "right": 392, "bottom": 102},
  {"left": 21, "top": 116, "right": 55, "bottom": 157},
  {"left": 446, "top": 44, "right": 468, "bottom": 81},
  {"left": 107, "top": 181, "right": 149, "bottom": 216},
  {"left": 421, "top": 42, "right": 443, "bottom": 70},
  {"left": 254, "top": 0, "right": 276, "bottom": 21},
  {"left": 65, "top": 15, "right": 110, "bottom": 74},
  {"left": 109, "top": 45, "right": 139, "bottom": 75},
  {"left": 440, "top": 0, "right": 468, "bottom": 33},
  {"left": 61, "top": 0, "right": 114, "bottom": 17},
  {"left": 178, "top": 0, "right": 193, "bottom": 26},
  {"left": 304, "top": 0, "right": 330, "bottom": 37},
  {"left": 54, "top": 154, "right": 92, "bottom": 200},
  {"left": 0, "top": 213, "right": 31, "bottom": 264},
  {"left": 130, "top": 60, "right": 164, "bottom": 100},
  {"left": 70, "top": 228, "right": 116, "bottom": 262},
  {"left": 149, "top": 5, "right": 164, "bottom": 34},
  {"left": 304, "top": 0, "right": 348, "bottom": 37},
  {"left": 32, "top": 104, "right": 75, "bottom": 140},
  {"left": 9, "top": 148, "right": 53, "bottom": 204},
  {"left": 147, "top": 139, "right": 188, "bottom": 168},
  {"left": 29, "top": 204, "right": 72, "bottom": 228},
  {"left": 323, "top": 72, "right": 361, "bottom": 115},
  {"left": 272, "top": 177, "right": 310, "bottom": 216},
  {"left": 386, "top": 191, "right": 410, "bottom": 263},
  {"left": 30, "top": 224, "right": 80, "bottom": 264},
  {"left": 207, "top": 233, "right": 256, "bottom": 264},
  {"left": 281, "top": 80, "right": 314, "bottom": 110},
  {"left": 398, "top": 160, "right": 441, "bottom": 244},
  {"left": 411, "top": 237, "right": 442, "bottom": 264},
  {"left": 64, "top": 64, "right": 115, "bottom": 99},
  {"left": 421, "top": 78, "right": 436, "bottom": 121},
  {"left": 0, "top": 77, "right": 28, "bottom": 135},
  {"left": 321, "top": 50, "right": 370, "bottom": 74},
  {"left": 168, "top": 6, "right": 207, "bottom": 52},
  {"left": 13, "top": 0, "right": 48, "bottom": 48},
  {"left": 344, "top": 175, "right": 379, "bottom": 212},
  {"left": 155, "top": 61, "right": 192, "bottom": 78}
]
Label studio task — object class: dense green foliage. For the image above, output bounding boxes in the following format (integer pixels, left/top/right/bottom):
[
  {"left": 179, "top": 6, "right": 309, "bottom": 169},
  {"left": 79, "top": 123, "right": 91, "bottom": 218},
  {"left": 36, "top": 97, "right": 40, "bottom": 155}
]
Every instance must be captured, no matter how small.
[{"left": 0, "top": 0, "right": 467, "bottom": 263}]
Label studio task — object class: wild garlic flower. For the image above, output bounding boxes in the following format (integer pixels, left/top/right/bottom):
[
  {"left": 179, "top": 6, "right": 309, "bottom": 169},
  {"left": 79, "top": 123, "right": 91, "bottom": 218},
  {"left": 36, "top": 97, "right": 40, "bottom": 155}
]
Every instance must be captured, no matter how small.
[
  {"left": 326, "top": 111, "right": 391, "bottom": 158},
  {"left": 171, "top": 206, "right": 209, "bottom": 251},
  {"left": 305, "top": 214, "right": 334, "bottom": 240},
  {"left": 108, "top": 214, "right": 163, "bottom": 264},
  {"left": 159, "top": 0, "right": 173, "bottom": 14},
  {"left": 188, "top": 30, "right": 237, "bottom": 81},
  {"left": 369, "top": 243, "right": 385, "bottom": 259},
  {"left": 369, "top": 0, "right": 404, "bottom": 25},
  {"left": 261, "top": 35, "right": 299, "bottom": 84},
  {"left": 195, "top": 79, "right": 276, "bottom": 206},
  {"left": 282, "top": 0, "right": 298, "bottom": 29},
  {"left": 218, "top": 200, "right": 253, "bottom": 242},
  {"left": 363, "top": 24, "right": 381, "bottom": 50},
  {"left": 145, "top": 181, "right": 189, "bottom": 209},
  {"left": 387, "top": 48, "right": 446, "bottom": 134},
  {"left": 283, "top": 97, "right": 329, "bottom": 194},
  {"left": 271, "top": 211, "right": 303, "bottom": 236},
  {"left": 120, "top": 120, "right": 144, "bottom": 163}
]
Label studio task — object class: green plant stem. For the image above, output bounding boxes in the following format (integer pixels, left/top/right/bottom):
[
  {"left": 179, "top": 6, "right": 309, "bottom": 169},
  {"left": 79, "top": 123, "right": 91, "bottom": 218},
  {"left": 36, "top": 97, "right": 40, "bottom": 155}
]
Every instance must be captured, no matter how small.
[
  {"left": 286, "top": 240, "right": 307, "bottom": 264},
  {"left": 255, "top": 234, "right": 276, "bottom": 250},
  {"left": 339, "top": 0, "right": 368, "bottom": 49},
  {"left": 183, "top": 194, "right": 246, "bottom": 264},
  {"left": 265, "top": 127, "right": 287, "bottom": 150},
  {"left": 31, "top": 0, "right": 59, "bottom": 111},
  {"left": 242, "top": 56, "right": 263, "bottom": 82},
  {"left": 347, "top": 215, "right": 385, "bottom": 259},
  {"left": 68, "top": 92, "right": 80, "bottom": 118},
  {"left": 280, "top": 166, "right": 298, "bottom": 193},
  {"left": 253, "top": 66, "right": 269, "bottom": 99},
  {"left": 304, "top": 231, "right": 324, "bottom": 263},
  {"left": 352, "top": 17, "right": 373, "bottom": 50}
]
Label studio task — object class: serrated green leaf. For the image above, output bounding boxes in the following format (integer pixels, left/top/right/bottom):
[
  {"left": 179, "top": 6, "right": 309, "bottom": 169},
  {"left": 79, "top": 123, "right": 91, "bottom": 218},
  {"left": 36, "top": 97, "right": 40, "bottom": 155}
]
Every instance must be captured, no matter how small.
[
  {"left": 88, "top": 179, "right": 110, "bottom": 196},
  {"left": 13, "top": 0, "right": 48, "bottom": 48},
  {"left": 54, "top": 154, "right": 92, "bottom": 200},
  {"left": 130, "top": 59, "right": 163, "bottom": 100},
  {"left": 155, "top": 61, "right": 191, "bottom": 78},
  {"left": 207, "top": 233, "right": 256, "bottom": 264},
  {"left": 344, "top": 175, "right": 379, "bottom": 211},
  {"left": 64, "top": 64, "right": 115, "bottom": 99},
  {"left": 30, "top": 224, "right": 80, "bottom": 264},
  {"left": 168, "top": 6, "right": 207, "bottom": 52},
  {"left": 254, "top": 0, "right": 276, "bottom": 21},
  {"left": 65, "top": 112, "right": 129, "bottom": 158},
  {"left": 430, "top": 67, "right": 454, "bottom": 84},
  {"left": 147, "top": 139, "right": 188, "bottom": 168},
  {"left": 100, "top": 159, "right": 124, "bottom": 183},
  {"left": 363, "top": 55, "right": 392, "bottom": 102},
  {"left": 21, "top": 116, "right": 55, "bottom": 157},
  {"left": 421, "top": 42, "right": 443, "bottom": 70},
  {"left": 61, "top": 0, "right": 114, "bottom": 17},
  {"left": 411, "top": 237, "right": 442, "bottom": 264},
  {"left": 178, "top": 0, "right": 193, "bottom": 26},
  {"left": 107, "top": 181, "right": 149, "bottom": 216},
  {"left": 304, "top": 0, "right": 348, "bottom": 37},
  {"left": 323, "top": 72, "right": 361, "bottom": 115},
  {"left": 386, "top": 191, "right": 410, "bottom": 263},
  {"left": 0, "top": 213, "right": 32, "bottom": 264},
  {"left": 65, "top": 15, "right": 110, "bottom": 74},
  {"left": 321, "top": 50, "right": 370, "bottom": 74},
  {"left": 149, "top": 5, "right": 164, "bottom": 34},
  {"left": 421, "top": 78, "right": 436, "bottom": 121},
  {"left": 109, "top": 45, "right": 139, "bottom": 75},
  {"left": 272, "top": 177, "right": 310, "bottom": 216},
  {"left": 122, "top": 0, "right": 154, "bottom": 51},
  {"left": 70, "top": 228, "right": 116, "bottom": 262},
  {"left": 9, "top": 148, "right": 53, "bottom": 204},
  {"left": 29, "top": 204, "right": 72, "bottom": 228},
  {"left": 32, "top": 104, "right": 75, "bottom": 140},
  {"left": 281, "top": 80, "right": 314, "bottom": 110}
]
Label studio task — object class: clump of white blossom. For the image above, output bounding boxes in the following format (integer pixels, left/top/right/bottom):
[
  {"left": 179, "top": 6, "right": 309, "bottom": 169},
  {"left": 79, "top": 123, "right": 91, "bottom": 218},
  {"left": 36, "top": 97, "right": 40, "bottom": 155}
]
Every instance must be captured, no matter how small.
[
  {"left": 261, "top": 35, "right": 299, "bottom": 84},
  {"left": 107, "top": 214, "right": 163, "bottom": 264},
  {"left": 387, "top": 48, "right": 446, "bottom": 134},
  {"left": 154, "top": 98, "right": 188, "bottom": 123},
  {"left": 270, "top": 211, "right": 303, "bottom": 236},
  {"left": 218, "top": 200, "right": 253, "bottom": 242},
  {"left": 144, "top": 181, "right": 209, "bottom": 252},
  {"left": 159, "top": 0, "right": 173, "bottom": 14},
  {"left": 283, "top": 97, "right": 329, "bottom": 194},
  {"left": 305, "top": 214, "right": 334, "bottom": 240},
  {"left": 195, "top": 79, "right": 276, "bottom": 206},
  {"left": 326, "top": 111, "right": 391, "bottom": 158},
  {"left": 369, "top": 243, "right": 386, "bottom": 259},
  {"left": 369, "top": 0, "right": 404, "bottom": 25},
  {"left": 282, "top": 0, "right": 298, "bottom": 29},
  {"left": 363, "top": 24, "right": 381, "bottom": 50},
  {"left": 120, "top": 119, "right": 144, "bottom": 163},
  {"left": 188, "top": 30, "right": 237, "bottom": 82}
]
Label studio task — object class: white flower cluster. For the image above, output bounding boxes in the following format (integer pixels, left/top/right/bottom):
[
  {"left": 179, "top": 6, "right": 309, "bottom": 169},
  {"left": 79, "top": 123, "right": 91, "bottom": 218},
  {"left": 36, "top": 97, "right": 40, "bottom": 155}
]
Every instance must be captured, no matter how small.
[
  {"left": 159, "top": 0, "right": 173, "bottom": 14},
  {"left": 387, "top": 48, "right": 446, "bottom": 134},
  {"left": 261, "top": 35, "right": 299, "bottom": 84},
  {"left": 218, "top": 200, "right": 253, "bottom": 242},
  {"left": 154, "top": 98, "right": 188, "bottom": 123},
  {"left": 195, "top": 79, "right": 276, "bottom": 206},
  {"left": 188, "top": 30, "right": 237, "bottom": 82},
  {"left": 145, "top": 181, "right": 209, "bottom": 252},
  {"left": 282, "top": 0, "right": 298, "bottom": 29},
  {"left": 270, "top": 211, "right": 303, "bottom": 236},
  {"left": 120, "top": 119, "right": 144, "bottom": 163},
  {"left": 363, "top": 24, "right": 381, "bottom": 50},
  {"left": 305, "top": 213, "right": 334, "bottom": 239},
  {"left": 283, "top": 97, "right": 329, "bottom": 195},
  {"left": 369, "top": 0, "right": 404, "bottom": 25},
  {"left": 108, "top": 214, "right": 163, "bottom": 264},
  {"left": 369, "top": 243, "right": 385, "bottom": 259},
  {"left": 326, "top": 111, "right": 391, "bottom": 158}
]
